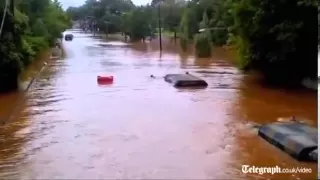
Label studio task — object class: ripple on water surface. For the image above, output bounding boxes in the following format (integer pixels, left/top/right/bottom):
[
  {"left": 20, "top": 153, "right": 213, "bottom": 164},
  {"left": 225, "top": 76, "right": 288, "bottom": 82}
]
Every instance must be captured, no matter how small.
[{"left": 0, "top": 30, "right": 317, "bottom": 179}]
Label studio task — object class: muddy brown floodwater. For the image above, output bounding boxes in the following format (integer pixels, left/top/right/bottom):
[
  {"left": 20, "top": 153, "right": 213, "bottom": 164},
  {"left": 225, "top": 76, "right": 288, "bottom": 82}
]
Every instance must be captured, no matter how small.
[{"left": 0, "top": 30, "right": 317, "bottom": 179}]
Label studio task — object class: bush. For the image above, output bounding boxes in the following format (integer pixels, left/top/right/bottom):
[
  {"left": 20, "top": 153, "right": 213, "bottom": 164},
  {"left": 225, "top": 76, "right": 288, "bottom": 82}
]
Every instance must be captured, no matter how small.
[
  {"left": 0, "top": 0, "right": 72, "bottom": 92},
  {"left": 195, "top": 31, "right": 212, "bottom": 57},
  {"left": 234, "top": 0, "right": 317, "bottom": 85}
]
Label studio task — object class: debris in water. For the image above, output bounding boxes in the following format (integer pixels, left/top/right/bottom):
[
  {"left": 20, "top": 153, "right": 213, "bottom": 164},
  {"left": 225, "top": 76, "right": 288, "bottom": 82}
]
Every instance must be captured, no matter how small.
[{"left": 277, "top": 116, "right": 309, "bottom": 124}]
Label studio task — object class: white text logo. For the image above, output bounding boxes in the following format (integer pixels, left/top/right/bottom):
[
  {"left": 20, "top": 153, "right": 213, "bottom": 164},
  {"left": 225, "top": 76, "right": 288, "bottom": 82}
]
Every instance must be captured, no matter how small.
[{"left": 242, "top": 165, "right": 312, "bottom": 175}]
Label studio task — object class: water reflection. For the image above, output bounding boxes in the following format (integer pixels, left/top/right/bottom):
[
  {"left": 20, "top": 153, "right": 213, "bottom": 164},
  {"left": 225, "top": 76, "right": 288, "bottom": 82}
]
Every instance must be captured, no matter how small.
[
  {"left": 130, "top": 42, "right": 148, "bottom": 52},
  {"left": 237, "top": 75, "right": 317, "bottom": 125},
  {"left": 0, "top": 94, "right": 29, "bottom": 179}
]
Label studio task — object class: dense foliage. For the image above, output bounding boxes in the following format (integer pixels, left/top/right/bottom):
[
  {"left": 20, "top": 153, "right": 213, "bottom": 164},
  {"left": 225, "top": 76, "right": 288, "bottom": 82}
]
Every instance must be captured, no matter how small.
[
  {"left": 234, "top": 0, "right": 317, "bottom": 85},
  {"left": 0, "top": 0, "right": 71, "bottom": 92},
  {"left": 67, "top": 0, "right": 186, "bottom": 41},
  {"left": 67, "top": 0, "right": 135, "bottom": 35},
  {"left": 2, "top": 0, "right": 313, "bottom": 88},
  {"left": 182, "top": 0, "right": 317, "bottom": 85}
]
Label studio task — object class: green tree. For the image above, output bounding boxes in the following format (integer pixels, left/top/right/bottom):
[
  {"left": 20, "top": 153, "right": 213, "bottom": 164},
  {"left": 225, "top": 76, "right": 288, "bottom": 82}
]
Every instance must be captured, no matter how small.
[
  {"left": 67, "top": 0, "right": 134, "bottom": 34},
  {"left": 195, "top": 11, "right": 212, "bottom": 57},
  {"left": 234, "top": 0, "right": 317, "bottom": 85},
  {"left": 125, "top": 7, "right": 153, "bottom": 41},
  {"left": 161, "top": 0, "right": 184, "bottom": 39},
  {"left": 0, "top": 0, "right": 71, "bottom": 92}
]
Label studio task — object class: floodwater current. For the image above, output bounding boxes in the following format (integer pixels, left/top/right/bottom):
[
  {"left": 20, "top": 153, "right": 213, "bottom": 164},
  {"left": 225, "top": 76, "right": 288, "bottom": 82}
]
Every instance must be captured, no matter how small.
[{"left": 0, "top": 30, "right": 317, "bottom": 179}]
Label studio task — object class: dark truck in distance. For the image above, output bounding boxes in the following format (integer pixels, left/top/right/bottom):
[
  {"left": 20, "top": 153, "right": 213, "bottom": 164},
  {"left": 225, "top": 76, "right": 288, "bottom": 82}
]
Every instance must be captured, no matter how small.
[{"left": 64, "top": 34, "right": 74, "bottom": 41}]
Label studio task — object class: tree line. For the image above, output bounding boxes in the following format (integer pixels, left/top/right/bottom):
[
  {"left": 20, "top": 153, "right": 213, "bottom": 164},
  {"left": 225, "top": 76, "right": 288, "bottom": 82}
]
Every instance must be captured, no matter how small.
[
  {"left": 0, "top": 0, "right": 71, "bottom": 92},
  {"left": 67, "top": 0, "right": 317, "bottom": 87}
]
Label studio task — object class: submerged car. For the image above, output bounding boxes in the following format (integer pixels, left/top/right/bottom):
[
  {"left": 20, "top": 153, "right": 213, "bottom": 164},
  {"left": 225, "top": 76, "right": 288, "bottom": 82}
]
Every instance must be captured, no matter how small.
[{"left": 64, "top": 34, "right": 74, "bottom": 41}]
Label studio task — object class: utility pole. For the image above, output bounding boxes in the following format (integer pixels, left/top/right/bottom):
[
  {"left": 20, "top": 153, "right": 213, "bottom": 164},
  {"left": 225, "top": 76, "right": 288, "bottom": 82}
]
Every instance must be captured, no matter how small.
[{"left": 158, "top": 4, "right": 162, "bottom": 52}]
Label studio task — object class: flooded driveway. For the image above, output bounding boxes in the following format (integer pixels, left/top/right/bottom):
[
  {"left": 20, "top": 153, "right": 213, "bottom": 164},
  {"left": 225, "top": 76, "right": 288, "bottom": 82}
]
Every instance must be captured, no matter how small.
[{"left": 0, "top": 30, "right": 317, "bottom": 179}]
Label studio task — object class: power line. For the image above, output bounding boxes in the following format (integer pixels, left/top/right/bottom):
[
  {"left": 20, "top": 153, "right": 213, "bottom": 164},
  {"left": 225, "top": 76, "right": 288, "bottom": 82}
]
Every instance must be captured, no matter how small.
[{"left": 0, "top": 0, "right": 9, "bottom": 37}]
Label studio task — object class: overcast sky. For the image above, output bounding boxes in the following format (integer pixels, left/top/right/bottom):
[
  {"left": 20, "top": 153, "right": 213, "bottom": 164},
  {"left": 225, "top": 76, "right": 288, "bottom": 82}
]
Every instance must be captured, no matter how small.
[{"left": 60, "top": 0, "right": 151, "bottom": 9}]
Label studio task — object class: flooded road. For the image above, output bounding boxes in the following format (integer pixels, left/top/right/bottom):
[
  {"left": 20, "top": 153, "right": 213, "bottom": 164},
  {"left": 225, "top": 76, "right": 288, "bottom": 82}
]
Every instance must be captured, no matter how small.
[{"left": 0, "top": 30, "right": 317, "bottom": 179}]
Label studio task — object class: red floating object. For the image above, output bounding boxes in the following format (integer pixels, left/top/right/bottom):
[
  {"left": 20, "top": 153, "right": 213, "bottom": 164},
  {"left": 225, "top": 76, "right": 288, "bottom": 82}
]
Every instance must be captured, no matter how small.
[{"left": 97, "top": 75, "right": 114, "bottom": 84}]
